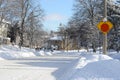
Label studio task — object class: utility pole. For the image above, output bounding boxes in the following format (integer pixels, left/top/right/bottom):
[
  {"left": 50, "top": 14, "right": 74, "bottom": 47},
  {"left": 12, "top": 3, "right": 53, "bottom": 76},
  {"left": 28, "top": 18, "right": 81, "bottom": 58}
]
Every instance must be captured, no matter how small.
[
  {"left": 97, "top": 0, "right": 113, "bottom": 54},
  {"left": 103, "top": 0, "right": 107, "bottom": 54}
]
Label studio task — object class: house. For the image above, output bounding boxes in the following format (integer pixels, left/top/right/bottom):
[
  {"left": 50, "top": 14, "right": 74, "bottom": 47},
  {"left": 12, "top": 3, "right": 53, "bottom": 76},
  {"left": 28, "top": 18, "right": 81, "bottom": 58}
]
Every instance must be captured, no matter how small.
[
  {"left": 42, "top": 31, "right": 63, "bottom": 50},
  {"left": 42, "top": 31, "right": 79, "bottom": 50},
  {"left": 47, "top": 36, "right": 63, "bottom": 50},
  {"left": 45, "top": 31, "right": 77, "bottom": 50}
]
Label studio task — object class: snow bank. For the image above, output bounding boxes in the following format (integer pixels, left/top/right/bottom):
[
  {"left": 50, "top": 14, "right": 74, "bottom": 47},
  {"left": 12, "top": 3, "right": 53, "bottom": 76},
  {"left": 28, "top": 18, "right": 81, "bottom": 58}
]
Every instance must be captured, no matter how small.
[
  {"left": 52, "top": 50, "right": 86, "bottom": 56},
  {"left": 0, "top": 45, "right": 55, "bottom": 60},
  {"left": 71, "top": 59, "right": 120, "bottom": 80},
  {"left": 108, "top": 51, "right": 120, "bottom": 60},
  {"left": 35, "top": 50, "right": 45, "bottom": 56},
  {"left": 36, "top": 50, "right": 53, "bottom": 56},
  {"left": 0, "top": 57, "right": 5, "bottom": 60},
  {"left": 109, "top": 53, "right": 120, "bottom": 60},
  {"left": 45, "top": 52, "right": 52, "bottom": 56},
  {"left": 70, "top": 54, "right": 120, "bottom": 80},
  {"left": 0, "top": 45, "right": 36, "bottom": 60},
  {"left": 75, "top": 54, "right": 112, "bottom": 69}
]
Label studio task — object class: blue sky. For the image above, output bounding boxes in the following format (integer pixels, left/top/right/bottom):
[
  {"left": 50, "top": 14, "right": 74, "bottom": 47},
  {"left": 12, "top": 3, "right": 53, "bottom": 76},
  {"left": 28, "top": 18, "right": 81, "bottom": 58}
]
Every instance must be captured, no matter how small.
[{"left": 35, "top": 0, "right": 74, "bottom": 31}]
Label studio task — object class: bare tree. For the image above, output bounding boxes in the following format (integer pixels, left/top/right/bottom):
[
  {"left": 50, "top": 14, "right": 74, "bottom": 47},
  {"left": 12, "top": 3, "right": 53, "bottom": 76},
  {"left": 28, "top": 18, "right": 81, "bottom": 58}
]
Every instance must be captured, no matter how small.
[
  {"left": 65, "top": 0, "right": 104, "bottom": 51},
  {"left": 26, "top": 9, "right": 44, "bottom": 48},
  {"left": 2, "top": 0, "right": 45, "bottom": 48}
]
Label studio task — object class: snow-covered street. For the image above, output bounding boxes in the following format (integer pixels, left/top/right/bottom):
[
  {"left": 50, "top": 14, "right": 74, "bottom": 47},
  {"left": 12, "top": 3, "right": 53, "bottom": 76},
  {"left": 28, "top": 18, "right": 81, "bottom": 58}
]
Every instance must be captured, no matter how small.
[
  {"left": 0, "top": 55, "right": 78, "bottom": 80},
  {"left": 0, "top": 45, "right": 120, "bottom": 80},
  {"left": 0, "top": 0, "right": 120, "bottom": 80}
]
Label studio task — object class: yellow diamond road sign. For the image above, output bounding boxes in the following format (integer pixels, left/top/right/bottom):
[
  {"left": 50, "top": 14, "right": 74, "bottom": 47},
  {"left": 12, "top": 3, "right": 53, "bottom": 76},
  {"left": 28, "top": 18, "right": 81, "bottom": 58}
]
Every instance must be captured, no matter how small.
[{"left": 97, "top": 21, "right": 113, "bottom": 34}]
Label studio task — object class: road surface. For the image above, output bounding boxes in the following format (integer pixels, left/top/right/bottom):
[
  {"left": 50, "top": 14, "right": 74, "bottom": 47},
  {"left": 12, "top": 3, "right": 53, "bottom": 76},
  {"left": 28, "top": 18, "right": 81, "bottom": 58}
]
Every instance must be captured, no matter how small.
[{"left": 0, "top": 55, "right": 79, "bottom": 80}]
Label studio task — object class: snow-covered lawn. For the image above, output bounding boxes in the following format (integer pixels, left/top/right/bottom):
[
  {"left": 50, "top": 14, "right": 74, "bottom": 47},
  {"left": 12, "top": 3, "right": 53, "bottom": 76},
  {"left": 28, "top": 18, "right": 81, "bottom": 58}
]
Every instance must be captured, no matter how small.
[{"left": 0, "top": 45, "right": 120, "bottom": 80}]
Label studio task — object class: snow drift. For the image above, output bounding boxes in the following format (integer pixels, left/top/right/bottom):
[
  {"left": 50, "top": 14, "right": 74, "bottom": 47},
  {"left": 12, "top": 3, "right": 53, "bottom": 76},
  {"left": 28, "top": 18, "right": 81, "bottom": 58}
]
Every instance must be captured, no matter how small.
[
  {"left": 0, "top": 45, "right": 54, "bottom": 60},
  {"left": 70, "top": 54, "right": 120, "bottom": 80}
]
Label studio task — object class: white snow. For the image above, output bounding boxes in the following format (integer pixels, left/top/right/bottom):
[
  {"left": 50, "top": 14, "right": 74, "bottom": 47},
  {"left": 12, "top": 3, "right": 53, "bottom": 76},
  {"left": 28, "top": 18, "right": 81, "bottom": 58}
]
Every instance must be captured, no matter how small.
[
  {"left": 69, "top": 53, "right": 120, "bottom": 80},
  {"left": 0, "top": 45, "right": 120, "bottom": 80},
  {"left": 0, "top": 57, "right": 4, "bottom": 60},
  {"left": 36, "top": 50, "right": 53, "bottom": 56},
  {"left": 0, "top": 45, "right": 36, "bottom": 59},
  {"left": 0, "top": 45, "right": 56, "bottom": 60}
]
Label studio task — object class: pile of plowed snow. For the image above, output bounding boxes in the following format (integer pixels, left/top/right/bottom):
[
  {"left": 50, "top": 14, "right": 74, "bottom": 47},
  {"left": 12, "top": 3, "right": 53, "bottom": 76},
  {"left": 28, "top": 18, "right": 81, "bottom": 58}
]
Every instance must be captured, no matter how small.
[
  {"left": 67, "top": 54, "right": 120, "bottom": 80},
  {"left": 0, "top": 45, "right": 36, "bottom": 60},
  {"left": 36, "top": 50, "right": 53, "bottom": 56},
  {"left": 0, "top": 45, "right": 54, "bottom": 60}
]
